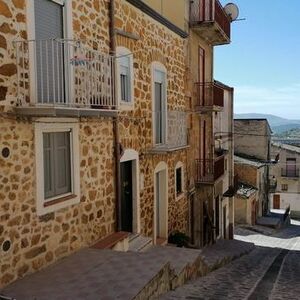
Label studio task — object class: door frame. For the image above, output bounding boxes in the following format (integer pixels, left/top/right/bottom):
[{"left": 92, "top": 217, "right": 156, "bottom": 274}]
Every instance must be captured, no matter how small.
[
  {"left": 120, "top": 149, "right": 140, "bottom": 234},
  {"left": 154, "top": 161, "right": 168, "bottom": 242}
]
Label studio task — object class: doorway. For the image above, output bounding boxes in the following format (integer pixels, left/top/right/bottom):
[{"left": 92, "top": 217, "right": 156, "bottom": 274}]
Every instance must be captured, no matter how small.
[
  {"left": 273, "top": 194, "right": 280, "bottom": 209},
  {"left": 120, "top": 149, "right": 140, "bottom": 234},
  {"left": 154, "top": 162, "right": 168, "bottom": 241},
  {"left": 223, "top": 205, "right": 227, "bottom": 239},
  {"left": 121, "top": 161, "right": 133, "bottom": 232}
]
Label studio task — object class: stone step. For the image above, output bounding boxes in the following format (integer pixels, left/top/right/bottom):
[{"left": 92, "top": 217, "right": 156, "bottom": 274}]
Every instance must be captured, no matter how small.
[{"left": 128, "top": 234, "right": 153, "bottom": 252}]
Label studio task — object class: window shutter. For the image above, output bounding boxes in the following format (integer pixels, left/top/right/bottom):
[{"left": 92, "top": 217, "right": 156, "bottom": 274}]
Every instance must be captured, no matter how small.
[
  {"left": 34, "top": 0, "right": 65, "bottom": 104},
  {"left": 119, "top": 56, "right": 131, "bottom": 102}
]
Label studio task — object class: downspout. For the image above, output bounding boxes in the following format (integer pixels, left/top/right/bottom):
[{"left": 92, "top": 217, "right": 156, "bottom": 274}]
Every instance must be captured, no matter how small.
[{"left": 109, "top": 0, "right": 122, "bottom": 232}]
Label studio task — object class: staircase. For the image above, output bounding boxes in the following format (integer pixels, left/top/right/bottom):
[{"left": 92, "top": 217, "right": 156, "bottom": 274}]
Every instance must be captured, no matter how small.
[{"left": 128, "top": 233, "right": 153, "bottom": 252}]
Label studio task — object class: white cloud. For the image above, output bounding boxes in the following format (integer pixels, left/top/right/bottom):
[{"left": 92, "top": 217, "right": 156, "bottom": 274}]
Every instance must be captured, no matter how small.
[{"left": 234, "top": 83, "right": 300, "bottom": 119}]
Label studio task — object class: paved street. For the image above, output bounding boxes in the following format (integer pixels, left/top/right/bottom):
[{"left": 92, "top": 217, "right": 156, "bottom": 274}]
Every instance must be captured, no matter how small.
[{"left": 161, "top": 220, "right": 300, "bottom": 300}]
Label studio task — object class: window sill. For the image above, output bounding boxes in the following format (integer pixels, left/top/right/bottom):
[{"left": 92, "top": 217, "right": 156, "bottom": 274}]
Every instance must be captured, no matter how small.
[{"left": 44, "top": 194, "right": 77, "bottom": 208}]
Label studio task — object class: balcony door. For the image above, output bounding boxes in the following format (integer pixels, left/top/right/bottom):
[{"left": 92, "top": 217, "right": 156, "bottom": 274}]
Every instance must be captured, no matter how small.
[{"left": 34, "top": 0, "right": 67, "bottom": 104}]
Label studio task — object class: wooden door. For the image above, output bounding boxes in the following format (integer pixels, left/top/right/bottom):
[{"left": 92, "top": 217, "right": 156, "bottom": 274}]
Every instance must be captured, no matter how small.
[
  {"left": 120, "top": 161, "right": 133, "bottom": 232},
  {"left": 273, "top": 194, "right": 280, "bottom": 209}
]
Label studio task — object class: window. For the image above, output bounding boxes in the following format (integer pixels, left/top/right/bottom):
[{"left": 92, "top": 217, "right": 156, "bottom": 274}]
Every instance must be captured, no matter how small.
[
  {"left": 43, "top": 132, "right": 71, "bottom": 199},
  {"left": 286, "top": 158, "right": 297, "bottom": 177},
  {"left": 175, "top": 162, "right": 184, "bottom": 199},
  {"left": 281, "top": 184, "right": 288, "bottom": 191},
  {"left": 35, "top": 121, "right": 80, "bottom": 215},
  {"left": 152, "top": 63, "right": 167, "bottom": 145},
  {"left": 116, "top": 47, "right": 134, "bottom": 107}
]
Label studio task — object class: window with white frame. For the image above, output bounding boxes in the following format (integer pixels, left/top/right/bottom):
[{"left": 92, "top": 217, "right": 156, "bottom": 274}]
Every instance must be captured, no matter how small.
[
  {"left": 175, "top": 162, "right": 184, "bottom": 198},
  {"left": 116, "top": 47, "right": 134, "bottom": 106},
  {"left": 35, "top": 121, "right": 80, "bottom": 215},
  {"left": 152, "top": 63, "right": 167, "bottom": 145}
]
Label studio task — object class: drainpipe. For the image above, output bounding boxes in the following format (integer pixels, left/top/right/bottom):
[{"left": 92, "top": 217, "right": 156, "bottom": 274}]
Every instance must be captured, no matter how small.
[{"left": 109, "top": 0, "right": 122, "bottom": 232}]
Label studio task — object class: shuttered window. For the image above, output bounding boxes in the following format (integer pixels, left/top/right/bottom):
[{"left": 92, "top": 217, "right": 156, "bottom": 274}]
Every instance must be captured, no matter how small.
[
  {"left": 154, "top": 69, "right": 166, "bottom": 145},
  {"left": 34, "top": 0, "right": 65, "bottom": 104},
  {"left": 119, "top": 56, "right": 131, "bottom": 102},
  {"left": 43, "top": 131, "right": 71, "bottom": 200}
]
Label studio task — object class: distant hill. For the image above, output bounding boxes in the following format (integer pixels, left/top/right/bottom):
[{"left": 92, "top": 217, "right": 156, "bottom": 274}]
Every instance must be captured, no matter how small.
[{"left": 234, "top": 113, "right": 300, "bottom": 134}]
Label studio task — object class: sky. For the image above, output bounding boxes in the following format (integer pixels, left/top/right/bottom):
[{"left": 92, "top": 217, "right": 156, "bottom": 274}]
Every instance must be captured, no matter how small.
[{"left": 216, "top": 0, "right": 300, "bottom": 119}]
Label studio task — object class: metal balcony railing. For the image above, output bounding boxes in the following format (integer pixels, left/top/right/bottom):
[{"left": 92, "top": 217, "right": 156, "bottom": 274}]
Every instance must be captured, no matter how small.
[
  {"left": 189, "top": 0, "right": 231, "bottom": 42},
  {"left": 195, "top": 82, "right": 224, "bottom": 111},
  {"left": 195, "top": 155, "right": 225, "bottom": 184},
  {"left": 281, "top": 168, "right": 300, "bottom": 178},
  {"left": 153, "top": 110, "right": 188, "bottom": 150},
  {"left": 14, "top": 39, "right": 116, "bottom": 109}
]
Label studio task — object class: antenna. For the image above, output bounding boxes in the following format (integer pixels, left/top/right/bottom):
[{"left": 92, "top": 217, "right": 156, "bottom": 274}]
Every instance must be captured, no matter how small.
[{"left": 224, "top": 3, "right": 239, "bottom": 22}]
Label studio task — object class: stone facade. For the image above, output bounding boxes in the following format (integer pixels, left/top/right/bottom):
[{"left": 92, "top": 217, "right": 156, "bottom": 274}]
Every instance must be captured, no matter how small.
[{"left": 0, "top": 0, "right": 189, "bottom": 288}]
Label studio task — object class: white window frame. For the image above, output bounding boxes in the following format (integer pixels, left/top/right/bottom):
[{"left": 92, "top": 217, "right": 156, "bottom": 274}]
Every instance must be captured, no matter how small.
[
  {"left": 151, "top": 62, "right": 167, "bottom": 146},
  {"left": 116, "top": 46, "right": 134, "bottom": 109},
  {"left": 26, "top": 0, "right": 73, "bottom": 105},
  {"left": 175, "top": 161, "right": 184, "bottom": 200},
  {"left": 35, "top": 118, "right": 80, "bottom": 215}
]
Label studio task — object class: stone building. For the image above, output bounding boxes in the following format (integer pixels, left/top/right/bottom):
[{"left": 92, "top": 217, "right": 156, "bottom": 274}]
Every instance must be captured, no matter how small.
[
  {"left": 234, "top": 155, "right": 267, "bottom": 224},
  {"left": 142, "top": 0, "right": 235, "bottom": 247},
  {"left": 0, "top": 0, "right": 190, "bottom": 287},
  {"left": 234, "top": 119, "right": 272, "bottom": 215},
  {"left": 270, "top": 142, "right": 300, "bottom": 218}
]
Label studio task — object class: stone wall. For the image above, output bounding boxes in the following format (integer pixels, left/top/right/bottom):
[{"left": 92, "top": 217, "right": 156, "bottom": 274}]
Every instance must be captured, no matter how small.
[
  {"left": 0, "top": 0, "right": 189, "bottom": 288},
  {"left": 115, "top": 0, "right": 189, "bottom": 237},
  {"left": 0, "top": 117, "right": 115, "bottom": 288}
]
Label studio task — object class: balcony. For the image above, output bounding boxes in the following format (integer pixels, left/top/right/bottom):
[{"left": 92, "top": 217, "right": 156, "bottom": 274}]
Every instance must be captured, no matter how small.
[
  {"left": 190, "top": 0, "right": 231, "bottom": 45},
  {"left": 150, "top": 110, "right": 188, "bottom": 153},
  {"left": 194, "top": 82, "right": 224, "bottom": 113},
  {"left": 195, "top": 154, "right": 225, "bottom": 184},
  {"left": 281, "top": 169, "right": 299, "bottom": 178},
  {"left": 14, "top": 39, "right": 116, "bottom": 116}
]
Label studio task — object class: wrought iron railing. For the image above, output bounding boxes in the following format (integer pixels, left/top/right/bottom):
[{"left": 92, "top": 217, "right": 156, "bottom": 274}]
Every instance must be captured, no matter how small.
[
  {"left": 153, "top": 110, "right": 188, "bottom": 150},
  {"left": 189, "top": 0, "right": 231, "bottom": 39},
  {"left": 195, "top": 155, "right": 225, "bottom": 183},
  {"left": 195, "top": 82, "right": 224, "bottom": 110},
  {"left": 14, "top": 39, "right": 116, "bottom": 109}
]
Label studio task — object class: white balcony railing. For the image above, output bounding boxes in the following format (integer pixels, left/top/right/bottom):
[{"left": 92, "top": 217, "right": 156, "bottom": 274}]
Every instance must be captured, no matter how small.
[
  {"left": 14, "top": 39, "right": 116, "bottom": 109},
  {"left": 153, "top": 110, "right": 188, "bottom": 150}
]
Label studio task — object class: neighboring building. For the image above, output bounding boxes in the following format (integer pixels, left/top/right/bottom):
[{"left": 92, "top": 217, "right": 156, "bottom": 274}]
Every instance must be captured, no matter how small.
[
  {"left": 0, "top": 0, "right": 190, "bottom": 287},
  {"left": 234, "top": 119, "right": 272, "bottom": 215},
  {"left": 234, "top": 155, "right": 267, "bottom": 224},
  {"left": 270, "top": 143, "right": 300, "bottom": 218},
  {"left": 144, "top": 0, "right": 235, "bottom": 247},
  {"left": 234, "top": 183, "right": 257, "bottom": 225}
]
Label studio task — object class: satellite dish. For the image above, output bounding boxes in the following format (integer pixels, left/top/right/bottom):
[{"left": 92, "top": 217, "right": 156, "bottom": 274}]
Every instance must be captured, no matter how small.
[{"left": 224, "top": 3, "right": 239, "bottom": 22}]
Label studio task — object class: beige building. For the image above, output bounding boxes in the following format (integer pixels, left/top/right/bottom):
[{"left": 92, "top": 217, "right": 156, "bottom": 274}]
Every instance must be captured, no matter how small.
[
  {"left": 0, "top": 0, "right": 191, "bottom": 287},
  {"left": 234, "top": 119, "right": 272, "bottom": 215},
  {"left": 234, "top": 155, "right": 267, "bottom": 224},
  {"left": 144, "top": 0, "right": 235, "bottom": 247},
  {"left": 234, "top": 183, "right": 257, "bottom": 225},
  {"left": 270, "top": 143, "right": 300, "bottom": 218}
]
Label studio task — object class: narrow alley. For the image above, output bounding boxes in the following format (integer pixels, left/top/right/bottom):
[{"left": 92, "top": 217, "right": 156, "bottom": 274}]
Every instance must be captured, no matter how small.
[{"left": 162, "top": 220, "right": 300, "bottom": 300}]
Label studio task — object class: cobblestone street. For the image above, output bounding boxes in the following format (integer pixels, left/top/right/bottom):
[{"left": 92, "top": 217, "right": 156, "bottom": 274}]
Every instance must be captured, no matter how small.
[{"left": 161, "top": 220, "right": 300, "bottom": 300}]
